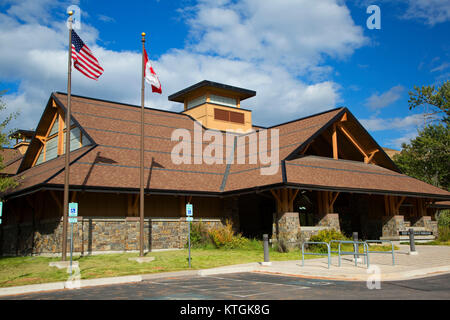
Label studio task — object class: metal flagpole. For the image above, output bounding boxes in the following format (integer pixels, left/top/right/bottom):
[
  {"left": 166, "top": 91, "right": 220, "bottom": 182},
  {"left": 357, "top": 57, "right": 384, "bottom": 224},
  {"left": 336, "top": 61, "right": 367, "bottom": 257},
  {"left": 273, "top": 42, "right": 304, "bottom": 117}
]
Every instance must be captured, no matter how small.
[
  {"left": 140, "top": 32, "right": 146, "bottom": 257},
  {"left": 62, "top": 11, "right": 74, "bottom": 261}
]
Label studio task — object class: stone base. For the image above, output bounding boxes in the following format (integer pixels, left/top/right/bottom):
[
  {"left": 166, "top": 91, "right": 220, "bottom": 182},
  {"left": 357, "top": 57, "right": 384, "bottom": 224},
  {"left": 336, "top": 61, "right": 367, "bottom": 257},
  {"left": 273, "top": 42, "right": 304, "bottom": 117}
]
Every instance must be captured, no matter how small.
[
  {"left": 276, "top": 212, "right": 301, "bottom": 249},
  {"left": 317, "top": 213, "right": 340, "bottom": 231}
]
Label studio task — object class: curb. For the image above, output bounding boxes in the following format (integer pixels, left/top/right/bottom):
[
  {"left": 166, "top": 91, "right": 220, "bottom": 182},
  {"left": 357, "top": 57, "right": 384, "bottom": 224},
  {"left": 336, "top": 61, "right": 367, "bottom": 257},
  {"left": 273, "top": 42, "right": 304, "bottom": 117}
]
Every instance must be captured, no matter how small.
[{"left": 1, "top": 263, "right": 450, "bottom": 297}]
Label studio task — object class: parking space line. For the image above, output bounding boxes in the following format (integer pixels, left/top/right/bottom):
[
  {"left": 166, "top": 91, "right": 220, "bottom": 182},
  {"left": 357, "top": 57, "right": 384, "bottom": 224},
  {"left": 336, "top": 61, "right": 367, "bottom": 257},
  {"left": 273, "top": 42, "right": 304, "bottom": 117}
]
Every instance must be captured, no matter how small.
[{"left": 205, "top": 276, "right": 310, "bottom": 290}]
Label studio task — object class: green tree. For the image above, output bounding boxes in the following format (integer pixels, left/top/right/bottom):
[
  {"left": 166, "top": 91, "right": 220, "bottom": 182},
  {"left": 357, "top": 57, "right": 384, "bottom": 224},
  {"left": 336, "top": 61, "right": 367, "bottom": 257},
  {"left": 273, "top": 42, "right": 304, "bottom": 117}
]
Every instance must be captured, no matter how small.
[
  {"left": 393, "top": 123, "right": 450, "bottom": 190},
  {"left": 0, "top": 90, "right": 19, "bottom": 192},
  {"left": 408, "top": 80, "right": 450, "bottom": 125}
]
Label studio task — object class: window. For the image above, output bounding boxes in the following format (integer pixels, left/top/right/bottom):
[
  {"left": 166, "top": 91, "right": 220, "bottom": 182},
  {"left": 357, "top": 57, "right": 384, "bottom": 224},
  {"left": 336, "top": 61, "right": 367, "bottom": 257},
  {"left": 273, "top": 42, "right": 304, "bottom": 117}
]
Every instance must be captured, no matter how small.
[
  {"left": 210, "top": 94, "right": 236, "bottom": 108},
  {"left": 214, "top": 108, "right": 245, "bottom": 124},
  {"left": 34, "top": 125, "right": 91, "bottom": 166},
  {"left": 187, "top": 95, "right": 206, "bottom": 109}
]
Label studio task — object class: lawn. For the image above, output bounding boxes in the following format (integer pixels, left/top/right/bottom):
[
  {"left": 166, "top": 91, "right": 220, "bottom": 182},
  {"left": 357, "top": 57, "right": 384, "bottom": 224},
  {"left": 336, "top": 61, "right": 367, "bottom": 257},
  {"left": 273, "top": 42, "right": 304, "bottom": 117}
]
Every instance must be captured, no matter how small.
[
  {"left": 0, "top": 246, "right": 317, "bottom": 288},
  {"left": 0, "top": 241, "right": 398, "bottom": 288}
]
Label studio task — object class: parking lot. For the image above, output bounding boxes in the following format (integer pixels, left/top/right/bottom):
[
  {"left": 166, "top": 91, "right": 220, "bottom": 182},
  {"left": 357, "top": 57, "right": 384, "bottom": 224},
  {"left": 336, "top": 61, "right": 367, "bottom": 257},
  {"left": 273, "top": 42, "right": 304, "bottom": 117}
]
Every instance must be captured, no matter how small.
[{"left": 3, "top": 272, "right": 450, "bottom": 300}]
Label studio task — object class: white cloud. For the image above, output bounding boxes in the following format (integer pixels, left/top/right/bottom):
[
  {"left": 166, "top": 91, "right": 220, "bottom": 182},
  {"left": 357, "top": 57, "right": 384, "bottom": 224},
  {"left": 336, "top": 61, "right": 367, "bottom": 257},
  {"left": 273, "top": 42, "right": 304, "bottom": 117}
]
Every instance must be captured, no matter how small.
[
  {"left": 187, "top": 0, "right": 367, "bottom": 76},
  {"left": 402, "top": 0, "right": 450, "bottom": 25},
  {"left": 364, "top": 85, "right": 405, "bottom": 111},
  {"left": 1, "top": 0, "right": 365, "bottom": 131},
  {"left": 386, "top": 131, "right": 419, "bottom": 149},
  {"left": 360, "top": 114, "right": 424, "bottom": 132}
]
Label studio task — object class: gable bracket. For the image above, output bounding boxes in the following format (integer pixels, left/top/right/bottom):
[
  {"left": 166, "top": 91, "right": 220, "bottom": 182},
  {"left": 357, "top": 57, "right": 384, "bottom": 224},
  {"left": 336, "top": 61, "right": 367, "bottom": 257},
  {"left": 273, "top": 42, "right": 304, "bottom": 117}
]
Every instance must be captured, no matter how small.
[{"left": 336, "top": 123, "right": 368, "bottom": 159}]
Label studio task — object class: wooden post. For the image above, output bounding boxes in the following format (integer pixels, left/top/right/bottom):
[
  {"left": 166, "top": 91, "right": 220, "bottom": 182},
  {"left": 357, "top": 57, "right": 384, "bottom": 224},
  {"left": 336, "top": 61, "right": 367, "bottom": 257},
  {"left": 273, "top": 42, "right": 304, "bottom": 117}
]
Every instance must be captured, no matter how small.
[{"left": 332, "top": 123, "right": 338, "bottom": 159}]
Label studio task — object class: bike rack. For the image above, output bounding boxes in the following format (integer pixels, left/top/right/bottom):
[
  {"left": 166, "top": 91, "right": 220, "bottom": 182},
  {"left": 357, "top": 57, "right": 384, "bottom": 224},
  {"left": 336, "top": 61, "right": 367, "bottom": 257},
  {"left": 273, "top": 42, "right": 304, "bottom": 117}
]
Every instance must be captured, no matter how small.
[
  {"left": 301, "top": 241, "right": 331, "bottom": 269},
  {"left": 364, "top": 240, "right": 395, "bottom": 266},
  {"left": 337, "top": 240, "right": 370, "bottom": 268}
]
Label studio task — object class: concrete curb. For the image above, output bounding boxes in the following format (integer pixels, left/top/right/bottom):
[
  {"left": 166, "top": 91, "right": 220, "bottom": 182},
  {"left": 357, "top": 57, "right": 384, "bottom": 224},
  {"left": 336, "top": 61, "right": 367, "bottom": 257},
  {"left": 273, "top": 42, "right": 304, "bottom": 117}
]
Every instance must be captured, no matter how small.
[
  {"left": 1, "top": 262, "right": 450, "bottom": 297},
  {"left": 253, "top": 265, "right": 450, "bottom": 282},
  {"left": 0, "top": 282, "right": 65, "bottom": 297}
]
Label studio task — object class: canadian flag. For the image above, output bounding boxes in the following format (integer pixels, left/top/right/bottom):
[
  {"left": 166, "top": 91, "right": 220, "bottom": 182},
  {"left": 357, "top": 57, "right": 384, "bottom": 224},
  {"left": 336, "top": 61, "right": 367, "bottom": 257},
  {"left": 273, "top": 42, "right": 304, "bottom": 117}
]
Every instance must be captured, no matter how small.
[{"left": 144, "top": 49, "right": 162, "bottom": 94}]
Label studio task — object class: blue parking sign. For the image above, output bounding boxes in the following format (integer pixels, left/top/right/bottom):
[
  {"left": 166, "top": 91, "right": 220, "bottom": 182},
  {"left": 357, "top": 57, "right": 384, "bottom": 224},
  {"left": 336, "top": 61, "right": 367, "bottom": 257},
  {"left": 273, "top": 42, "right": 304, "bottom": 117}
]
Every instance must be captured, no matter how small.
[
  {"left": 69, "top": 202, "right": 78, "bottom": 217},
  {"left": 186, "top": 203, "right": 193, "bottom": 217}
]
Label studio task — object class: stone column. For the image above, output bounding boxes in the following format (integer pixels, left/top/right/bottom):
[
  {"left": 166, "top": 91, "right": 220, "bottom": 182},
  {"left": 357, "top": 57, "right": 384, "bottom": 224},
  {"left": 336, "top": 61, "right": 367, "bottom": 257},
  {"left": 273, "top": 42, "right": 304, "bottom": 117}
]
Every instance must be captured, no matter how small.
[
  {"left": 382, "top": 215, "right": 405, "bottom": 238},
  {"left": 317, "top": 213, "right": 341, "bottom": 231},
  {"left": 277, "top": 211, "right": 301, "bottom": 248}
]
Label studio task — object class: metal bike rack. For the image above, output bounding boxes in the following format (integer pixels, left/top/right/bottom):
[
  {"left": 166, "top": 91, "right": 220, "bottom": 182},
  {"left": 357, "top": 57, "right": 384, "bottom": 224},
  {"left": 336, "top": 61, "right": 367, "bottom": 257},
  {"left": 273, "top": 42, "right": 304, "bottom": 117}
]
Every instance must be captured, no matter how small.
[
  {"left": 337, "top": 240, "right": 370, "bottom": 268},
  {"left": 364, "top": 240, "right": 395, "bottom": 266},
  {"left": 301, "top": 241, "right": 331, "bottom": 269}
]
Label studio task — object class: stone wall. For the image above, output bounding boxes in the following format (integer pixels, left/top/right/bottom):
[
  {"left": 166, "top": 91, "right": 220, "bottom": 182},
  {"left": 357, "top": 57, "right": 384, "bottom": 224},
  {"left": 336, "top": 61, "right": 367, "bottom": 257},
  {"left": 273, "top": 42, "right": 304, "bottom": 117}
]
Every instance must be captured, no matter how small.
[
  {"left": 382, "top": 215, "right": 405, "bottom": 238},
  {"left": 0, "top": 217, "right": 224, "bottom": 256},
  {"left": 317, "top": 213, "right": 340, "bottom": 231}
]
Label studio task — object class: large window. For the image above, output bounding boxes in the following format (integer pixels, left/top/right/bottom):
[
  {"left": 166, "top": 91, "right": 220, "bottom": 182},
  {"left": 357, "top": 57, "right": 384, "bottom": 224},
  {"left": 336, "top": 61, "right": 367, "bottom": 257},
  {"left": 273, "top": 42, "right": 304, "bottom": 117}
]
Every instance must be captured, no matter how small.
[
  {"left": 187, "top": 95, "right": 206, "bottom": 109},
  {"left": 35, "top": 117, "right": 91, "bottom": 166},
  {"left": 210, "top": 94, "right": 236, "bottom": 108}
]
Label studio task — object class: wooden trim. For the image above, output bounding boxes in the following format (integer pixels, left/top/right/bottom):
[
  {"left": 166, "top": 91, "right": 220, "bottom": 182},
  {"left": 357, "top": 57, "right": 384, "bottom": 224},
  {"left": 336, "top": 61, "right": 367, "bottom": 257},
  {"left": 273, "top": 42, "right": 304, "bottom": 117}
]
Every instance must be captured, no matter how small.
[
  {"left": 332, "top": 123, "right": 338, "bottom": 159},
  {"left": 337, "top": 123, "right": 368, "bottom": 158},
  {"left": 330, "top": 192, "right": 340, "bottom": 208},
  {"left": 395, "top": 196, "right": 406, "bottom": 212},
  {"left": 340, "top": 112, "right": 348, "bottom": 122},
  {"left": 364, "top": 149, "right": 379, "bottom": 164},
  {"left": 57, "top": 110, "right": 64, "bottom": 155}
]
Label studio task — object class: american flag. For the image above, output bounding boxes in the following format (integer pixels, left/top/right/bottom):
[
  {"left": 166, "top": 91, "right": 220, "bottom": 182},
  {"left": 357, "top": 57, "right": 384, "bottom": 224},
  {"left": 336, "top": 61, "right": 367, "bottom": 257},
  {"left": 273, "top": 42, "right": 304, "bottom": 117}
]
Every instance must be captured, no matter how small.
[{"left": 71, "top": 30, "right": 104, "bottom": 80}]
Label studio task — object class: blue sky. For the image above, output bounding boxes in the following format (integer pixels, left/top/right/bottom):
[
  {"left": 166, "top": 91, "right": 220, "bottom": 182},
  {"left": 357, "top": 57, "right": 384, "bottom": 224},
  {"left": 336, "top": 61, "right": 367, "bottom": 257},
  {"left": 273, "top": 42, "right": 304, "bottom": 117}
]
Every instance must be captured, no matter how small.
[{"left": 0, "top": 0, "right": 449, "bottom": 149}]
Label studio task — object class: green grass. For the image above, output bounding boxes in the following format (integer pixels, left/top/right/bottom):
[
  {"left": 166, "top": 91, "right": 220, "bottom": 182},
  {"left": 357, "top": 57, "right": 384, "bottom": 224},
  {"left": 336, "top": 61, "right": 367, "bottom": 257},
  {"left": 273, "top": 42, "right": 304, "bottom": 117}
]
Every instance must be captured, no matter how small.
[{"left": 0, "top": 245, "right": 320, "bottom": 288}]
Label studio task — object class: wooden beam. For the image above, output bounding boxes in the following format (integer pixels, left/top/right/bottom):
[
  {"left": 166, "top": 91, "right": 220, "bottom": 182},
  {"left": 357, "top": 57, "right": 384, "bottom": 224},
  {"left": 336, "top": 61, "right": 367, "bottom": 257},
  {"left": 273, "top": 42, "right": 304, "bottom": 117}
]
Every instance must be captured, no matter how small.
[
  {"left": 301, "top": 141, "right": 312, "bottom": 155},
  {"left": 330, "top": 192, "right": 340, "bottom": 208},
  {"left": 395, "top": 196, "right": 406, "bottom": 212},
  {"left": 364, "top": 149, "right": 379, "bottom": 164},
  {"left": 340, "top": 112, "right": 348, "bottom": 122},
  {"left": 332, "top": 123, "right": 338, "bottom": 159},
  {"left": 337, "top": 123, "right": 368, "bottom": 158},
  {"left": 35, "top": 135, "right": 46, "bottom": 144},
  {"left": 270, "top": 189, "right": 282, "bottom": 213}
]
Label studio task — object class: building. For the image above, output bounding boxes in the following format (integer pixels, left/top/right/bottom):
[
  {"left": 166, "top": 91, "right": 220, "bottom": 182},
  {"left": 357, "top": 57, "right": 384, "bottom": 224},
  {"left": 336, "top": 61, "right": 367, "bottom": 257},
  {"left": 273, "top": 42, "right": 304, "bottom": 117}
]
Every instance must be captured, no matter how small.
[{"left": 1, "top": 80, "right": 449, "bottom": 255}]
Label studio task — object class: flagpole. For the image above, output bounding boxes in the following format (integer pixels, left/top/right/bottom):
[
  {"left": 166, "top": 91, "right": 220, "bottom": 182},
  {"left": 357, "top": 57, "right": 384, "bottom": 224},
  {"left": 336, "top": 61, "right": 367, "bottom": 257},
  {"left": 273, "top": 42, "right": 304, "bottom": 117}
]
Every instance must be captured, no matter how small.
[
  {"left": 62, "top": 11, "right": 73, "bottom": 261},
  {"left": 140, "top": 32, "right": 146, "bottom": 257}
]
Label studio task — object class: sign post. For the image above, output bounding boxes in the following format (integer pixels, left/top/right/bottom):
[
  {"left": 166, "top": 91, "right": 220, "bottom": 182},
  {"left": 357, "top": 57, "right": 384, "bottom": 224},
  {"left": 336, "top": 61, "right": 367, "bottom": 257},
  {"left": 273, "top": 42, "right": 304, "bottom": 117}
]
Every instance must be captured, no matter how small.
[
  {"left": 186, "top": 203, "right": 193, "bottom": 268},
  {"left": 68, "top": 203, "right": 78, "bottom": 274}
]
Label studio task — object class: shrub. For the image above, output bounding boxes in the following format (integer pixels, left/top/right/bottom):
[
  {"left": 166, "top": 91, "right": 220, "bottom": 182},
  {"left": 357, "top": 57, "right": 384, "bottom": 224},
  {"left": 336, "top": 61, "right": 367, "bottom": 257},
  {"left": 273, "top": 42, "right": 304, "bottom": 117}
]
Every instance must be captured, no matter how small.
[
  {"left": 208, "top": 220, "right": 250, "bottom": 249},
  {"left": 437, "top": 210, "right": 450, "bottom": 227},
  {"left": 187, "top": 221, "right": 211, "bottom": 248},
  {"left": 308, "top": 229, "right": 348, "bottom": 253},
  {"left": 438, "top": 226, "right": 450, "bottom": 242}
]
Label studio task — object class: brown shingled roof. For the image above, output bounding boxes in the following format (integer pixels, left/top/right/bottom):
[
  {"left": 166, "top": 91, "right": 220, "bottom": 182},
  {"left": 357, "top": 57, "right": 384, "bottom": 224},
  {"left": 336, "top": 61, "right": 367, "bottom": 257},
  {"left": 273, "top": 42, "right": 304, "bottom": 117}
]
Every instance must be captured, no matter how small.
[
  {"left": 0, "top": 148, "right": 23, "bottom": 176},
  {"left": 4, "top": 92, "right": 450, "bottom": 202}
]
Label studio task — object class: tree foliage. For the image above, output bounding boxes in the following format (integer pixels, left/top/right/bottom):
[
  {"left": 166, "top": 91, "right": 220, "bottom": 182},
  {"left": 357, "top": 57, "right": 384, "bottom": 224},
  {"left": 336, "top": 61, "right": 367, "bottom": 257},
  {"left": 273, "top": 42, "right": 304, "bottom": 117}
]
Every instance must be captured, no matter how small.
[
  {"left": 394, "top": 81, "right": 450, "bottom": 191},
  {"left": 393, "top": 123, "right": 450, "bottom": 191},
  {"left": 0, "top": 90, "right": 19, "bottom": 192},
  {"left": 408, "top": 80, "right": 450, "bottom": 125}
]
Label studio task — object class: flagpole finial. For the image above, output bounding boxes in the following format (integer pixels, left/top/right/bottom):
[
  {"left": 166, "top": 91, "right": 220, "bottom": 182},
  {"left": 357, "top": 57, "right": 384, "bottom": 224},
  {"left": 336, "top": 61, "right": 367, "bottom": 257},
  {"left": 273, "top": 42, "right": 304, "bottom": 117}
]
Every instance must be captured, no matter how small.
[
  {"left": 141, "top": 32, "right": 146, "bottom": 42},
  {"left": 68, "top": 10, "right": 73, "bottom": 16}
]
